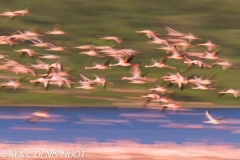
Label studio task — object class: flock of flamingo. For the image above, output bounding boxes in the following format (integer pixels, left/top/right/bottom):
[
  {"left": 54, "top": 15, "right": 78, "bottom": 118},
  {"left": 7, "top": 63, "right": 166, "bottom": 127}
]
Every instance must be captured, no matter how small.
[{"left": 0, "top": 8, "right": 238, "bottom": 124}]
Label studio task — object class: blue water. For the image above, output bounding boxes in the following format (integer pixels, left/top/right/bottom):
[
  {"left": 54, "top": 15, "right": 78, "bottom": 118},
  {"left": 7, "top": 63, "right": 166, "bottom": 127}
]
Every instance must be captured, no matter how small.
[{"left": 0, "top": 106, "right": 240, "bottom": 144}]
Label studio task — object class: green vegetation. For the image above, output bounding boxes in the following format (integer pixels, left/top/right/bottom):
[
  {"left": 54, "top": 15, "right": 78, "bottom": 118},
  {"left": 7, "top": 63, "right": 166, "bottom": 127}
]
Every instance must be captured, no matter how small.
[{"left": 0, "top": 0, "right": 240, "bottom": 107}]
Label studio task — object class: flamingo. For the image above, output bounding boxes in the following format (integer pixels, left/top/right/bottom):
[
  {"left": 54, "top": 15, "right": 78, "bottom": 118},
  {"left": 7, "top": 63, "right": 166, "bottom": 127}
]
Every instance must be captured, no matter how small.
[
  {"left": 30, "top": 39, "right": 54, "bottom": 48},
  {"left": 152, "top": 97, "right": 174, "bottom": 104},
  {"left": 0, "top": 11, "right": 19, "bottom": 18},
  {"left": 144, "top": 58, "right": 176, "bottom": 69},
  {"left": 140, "top": 93, "right": 161, "bottom": 107},
  {"left": 173, "top": 40, "right": 191, "bottom": 51},
  {"left": 164, "top": 26, "right": 185, "bottom": 37},
  {"left": 159, "top": 102, "right": 181, "bottom": 113},
  {"left": 181, "top": 33, "right": 200, "bottom": 42},
  {"left": 13, "top": 8, "right": 30, "bottom": 16},
  {"left": 79, "top": 50, "right": 104, "bottom": 57},
  {"left": 182, "top": 55, "right": 212, "bottom": 72},
  {"left": 0, "top": 77, "right": 25, "bottom": 90},
  {"left": 149, "top": 84, "right": 173, "bottom": 95},
  {"left": 135, "top": 30, "right": 157, "bottom": 38},
  {"left": 46, "top": 45, "right": 68, "bottom": 52},
  {"left": 75, "top": 80, "right": 96, "bottom": 90},
  {"left": 188, "top": 74, "right": 216, "bottom": 87},
  {"left": 197, "top": 40, "right": 220, "bottom": 51},
  {"left": 73, "top": 45, "right": 96, "bottom": 50},
  {"left": 84, "top": 59, "right": 111, "bottom": 70},
  {"left": 168, "top": 72, "right": 193, "bottom": 91},
  {"left": 10, "top": 64, "right": 36, "bottom": 76},
  {"left": 109, "top": 55, "right": 134, "bottom": 67},
  {"left": 47, "top": 73, "right": 72, "bottom": 89},
  {"left": 147, "top": 34, "right": 168, "bottom": 45},
  {"left": 26, "top": 109, "right": 54, "bottom": 123},
  {"left": 212, "top": 60, "right": 237, "bottom": 70},
  {"left": 92, "top": 74, "right": 113, "bottom": 87},
  {"left": 121, "top": 64, "right": 156, "bottom": 83},
  {"left": 191, "top": 83, "right": 215, "bottom": 90},
  {"left": 200, "top": 49, "right": 224, "bottom": 60},
  {"left": 203, "top": 110, "right": 226, "bottom": 124},
  {"left": 45, "top": 24, "right": 66, "bottom": 35},
  {"left": 38, "top": 54, "right": 61, "bottom": 60},
  {"left": 97, "top": 36, "right": 122, "bottom": 44},
  {"left": 218, "top": 88, "right": 240, "bottom": 99},
  {"left": 165, "top": 45, "right": 184, "bottom": 60},
  {"left": 30, "top": 77, "right": 49, "bottom": 89},
  {"left": 14, "top": 49, "right": 39, "bottom": 58},
  {"left": 157, "top": 44, "right": 176, "bottom": 54},
  {"left": 17, "top": 28, "right": 43, "bottom": 37}
]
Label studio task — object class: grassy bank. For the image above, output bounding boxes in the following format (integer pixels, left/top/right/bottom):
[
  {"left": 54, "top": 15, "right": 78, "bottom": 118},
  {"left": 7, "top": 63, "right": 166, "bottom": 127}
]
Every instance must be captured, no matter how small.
[{"left": 0, "top": 1, "right": 240, "bottom": 107}]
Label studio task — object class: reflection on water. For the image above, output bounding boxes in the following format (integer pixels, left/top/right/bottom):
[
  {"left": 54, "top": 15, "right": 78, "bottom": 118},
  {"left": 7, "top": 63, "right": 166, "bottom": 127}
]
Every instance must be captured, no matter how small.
[
  {"left": 0, "top": 106, "right": 240, "bottom": 159},
  {"left": 0, "top": 140, "right": 240, "bottom": 159},
  {"left": 0, "top": 107, "right": 240, "bottom": 144}
]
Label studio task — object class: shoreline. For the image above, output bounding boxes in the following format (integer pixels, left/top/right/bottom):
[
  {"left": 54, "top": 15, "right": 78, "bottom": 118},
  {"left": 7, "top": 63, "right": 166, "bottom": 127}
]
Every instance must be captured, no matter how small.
[{"left": 0, "top": 102, "right": 239, "bottom": 108}]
